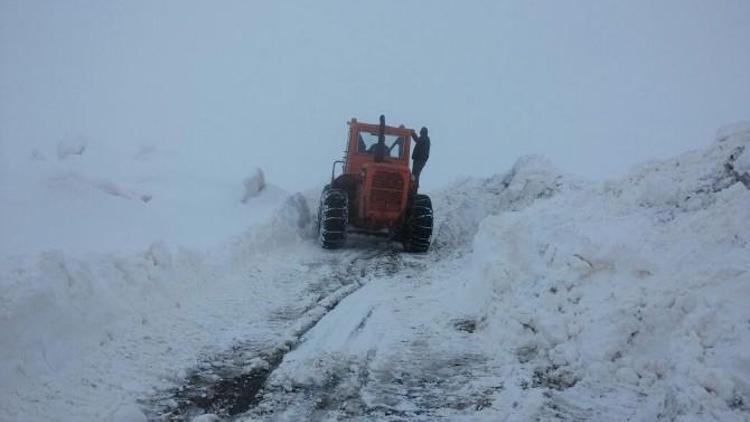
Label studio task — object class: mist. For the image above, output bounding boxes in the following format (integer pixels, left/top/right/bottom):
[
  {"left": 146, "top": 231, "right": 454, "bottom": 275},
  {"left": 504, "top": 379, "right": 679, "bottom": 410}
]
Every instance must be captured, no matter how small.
[{"left": 2, "top": 0, "right": 749, "bottom": 191}]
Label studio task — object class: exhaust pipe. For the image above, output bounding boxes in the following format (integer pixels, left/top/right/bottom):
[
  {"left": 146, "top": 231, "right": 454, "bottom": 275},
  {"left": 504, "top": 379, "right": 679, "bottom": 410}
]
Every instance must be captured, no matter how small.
[{"left": 374, "top": 114, "right": 386, "bottom": 163}]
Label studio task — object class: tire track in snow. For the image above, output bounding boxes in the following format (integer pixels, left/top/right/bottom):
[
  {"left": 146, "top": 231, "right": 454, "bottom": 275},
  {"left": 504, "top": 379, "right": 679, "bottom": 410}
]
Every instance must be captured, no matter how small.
[{"left": 145, "top": 248, "right": 407, "bottom": 421}]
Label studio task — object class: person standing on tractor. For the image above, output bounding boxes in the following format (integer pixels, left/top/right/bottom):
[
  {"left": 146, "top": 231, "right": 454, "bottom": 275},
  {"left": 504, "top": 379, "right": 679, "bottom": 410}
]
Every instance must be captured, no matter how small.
[
  {"left": 371, "top": 114, "right": 389, "bottom": 161},
  {"left": 410, "top": 126, "right": 430, "bottom": 188}
]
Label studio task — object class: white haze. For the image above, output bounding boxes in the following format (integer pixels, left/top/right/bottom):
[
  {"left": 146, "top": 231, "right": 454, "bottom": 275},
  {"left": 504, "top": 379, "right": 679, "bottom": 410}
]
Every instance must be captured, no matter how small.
[{"left": 1, "top": 0, "right": 749, "bottom": 192}]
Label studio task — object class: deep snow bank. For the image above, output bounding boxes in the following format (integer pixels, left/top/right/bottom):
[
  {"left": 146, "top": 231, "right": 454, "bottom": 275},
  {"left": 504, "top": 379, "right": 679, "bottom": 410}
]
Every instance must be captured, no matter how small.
[
  {"left": 467, "top": 128, "right": 750, "bottom": 419},
  {"left": 0, "top": 139, "right": 286, "bottom": 255},
  {"left": 431, "top": 154, "right": 574, "bottom": 257},
  {"left": 0, "top": 194, "right": 315, "bottom": 420},
  {"left": 0, "top": 138, "right": 309, "bottom": 420}
]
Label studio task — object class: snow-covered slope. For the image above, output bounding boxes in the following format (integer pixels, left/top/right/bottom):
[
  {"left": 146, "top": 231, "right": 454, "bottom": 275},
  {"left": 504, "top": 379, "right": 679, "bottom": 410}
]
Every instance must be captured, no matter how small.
[
  {"left": 0, "top": 140, "right": 285, "bottom": 255},
  {"left": 0, "top": 193, "right": 319, "bottom": 421},
  {"left": 1, "top": 126, "right": 749, "bottom": 421},
  {"left": 464, "top": 128, "right": 750, "bottom": 420},
  {"left": 241, "top": 127, "right": 749, "bottom": 421},
  {"left": 0, "top": 140, "right": 294, "bottom": 420}
]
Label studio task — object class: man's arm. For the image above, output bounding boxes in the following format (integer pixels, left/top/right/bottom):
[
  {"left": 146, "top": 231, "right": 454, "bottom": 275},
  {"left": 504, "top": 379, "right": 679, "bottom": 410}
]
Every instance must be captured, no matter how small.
[{"left": 411, "top": 130, "right": 419, "bottom": 143}]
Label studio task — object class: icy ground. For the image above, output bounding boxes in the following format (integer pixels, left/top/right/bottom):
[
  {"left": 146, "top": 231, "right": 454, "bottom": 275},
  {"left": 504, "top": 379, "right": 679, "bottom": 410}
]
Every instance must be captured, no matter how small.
[{"left": 1, "top": 126, "right": 750, "bottom": 421}]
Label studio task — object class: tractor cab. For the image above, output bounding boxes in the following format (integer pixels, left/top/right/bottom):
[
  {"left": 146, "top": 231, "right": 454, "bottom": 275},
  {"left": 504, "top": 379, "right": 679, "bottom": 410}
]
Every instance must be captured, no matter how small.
[
  {"left": 343, "top": 118, "right": 412, "bottom": 176},
  {"left": 318, "top": 116, "right": 433, "bottom": 252},
  {"left": 356, "top": 131, "right": 404, "bottom": 159}
]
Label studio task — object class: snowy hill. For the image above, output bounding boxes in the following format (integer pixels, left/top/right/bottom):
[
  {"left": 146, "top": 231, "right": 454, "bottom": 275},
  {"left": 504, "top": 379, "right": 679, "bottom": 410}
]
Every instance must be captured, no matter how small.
[
  {"left": 462, "top": 128, "right": 750, "bottom": 419},
  {"left": 0, "top": 140, "right": 286, "bottom": 255},
  {"left": 1, "top": 127, "right": 749, "bottom": 421}
]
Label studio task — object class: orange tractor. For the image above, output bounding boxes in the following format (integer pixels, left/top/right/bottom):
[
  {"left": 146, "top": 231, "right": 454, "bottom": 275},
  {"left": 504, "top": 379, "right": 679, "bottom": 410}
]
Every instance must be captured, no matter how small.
[{"left": 317, "top": 115, "right": 433, "bottom": 252}]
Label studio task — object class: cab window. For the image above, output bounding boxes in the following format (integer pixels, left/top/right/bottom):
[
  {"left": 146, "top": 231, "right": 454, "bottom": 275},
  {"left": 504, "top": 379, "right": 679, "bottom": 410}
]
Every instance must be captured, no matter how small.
[{"left": 357, "top": 132, "right": 404, "bottom": 159}]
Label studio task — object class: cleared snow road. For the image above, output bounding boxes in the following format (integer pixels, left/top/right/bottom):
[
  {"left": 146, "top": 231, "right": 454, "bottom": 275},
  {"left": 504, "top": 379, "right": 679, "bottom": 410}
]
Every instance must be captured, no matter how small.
[
  {"left": 147, "top": 244, "right": 418, "bottom": 420},
  {"left": 238, "top": 248, "right": 509, "bottom": 421}
]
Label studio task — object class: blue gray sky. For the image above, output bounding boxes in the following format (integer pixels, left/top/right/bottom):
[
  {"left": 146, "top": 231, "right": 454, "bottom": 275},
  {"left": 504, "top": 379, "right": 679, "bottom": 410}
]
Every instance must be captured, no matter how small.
[{"left": 2, "top": 1, "right": 749, "bottom": 191}]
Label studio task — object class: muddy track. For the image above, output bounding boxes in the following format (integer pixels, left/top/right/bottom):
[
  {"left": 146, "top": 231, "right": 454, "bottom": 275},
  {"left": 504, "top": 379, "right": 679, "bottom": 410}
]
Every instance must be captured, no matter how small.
[{"left": 144, "top": 247, "right": 411, "bottom": 421}]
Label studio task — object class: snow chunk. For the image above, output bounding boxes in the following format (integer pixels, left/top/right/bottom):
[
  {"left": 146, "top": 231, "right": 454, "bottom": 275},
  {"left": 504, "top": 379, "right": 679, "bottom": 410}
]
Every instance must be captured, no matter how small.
[
  {"left": 715, "top": 121, "right": 750, "bottom": 143},
  {"left": 29, "top": 149, "right": 47, "bottom": 161},
  {"left": 145, "top": 241, "right": 172, "bottom": 268},
  {"left": 57, "top": 136, "right": 88, "bottom": 160},
  {"left": 501, "top": 155, "right": 565, "bottom": 205},
  {"left": 734, "top": 145, "right": 750, "bottom": 176},
  {"left": 467, "top": 131, "right": 750, "bottom": 419},
  {"left": 241, "top": 168, "right": 266, "bottom": 202},
  {"left": 46, "top": 172, "right": 153, "bottom": 203},
  {"left": 111, "top": 404, "right": 147, "bottom": 422},
  {"left": 431, "top": 154, "right": 571, "bottom": 254},
  {"left": 191, "top": 414, "right": 220, "bottom": 422},
  {"left": 133, "top": 145, "right": 157, "bottom": 161},
  {"left": 278, "top": 193, "right": 313, "bottom": 236},
  {"left": 242, "top": 357, "right": 270, "bottom": 374}
]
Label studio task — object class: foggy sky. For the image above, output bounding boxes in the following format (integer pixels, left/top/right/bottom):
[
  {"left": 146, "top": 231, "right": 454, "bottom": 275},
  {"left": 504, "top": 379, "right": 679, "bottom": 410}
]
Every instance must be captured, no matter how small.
[{"left": 2, "top": 1, "right": 749, "bottom": 191}]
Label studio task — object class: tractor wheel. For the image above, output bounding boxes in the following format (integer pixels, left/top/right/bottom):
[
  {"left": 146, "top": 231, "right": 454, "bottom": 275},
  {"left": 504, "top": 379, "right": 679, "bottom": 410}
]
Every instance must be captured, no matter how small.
[
  {"left": 318, "top": 187, "right": 348, "bottom": 249},
  {"left": 403, "top": 194, "right": 433, "bottom": 253}
]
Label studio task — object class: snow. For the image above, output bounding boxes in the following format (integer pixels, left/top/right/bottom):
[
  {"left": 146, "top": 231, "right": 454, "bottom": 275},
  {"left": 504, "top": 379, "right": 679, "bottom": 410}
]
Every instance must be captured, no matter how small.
[
  {"left": 0, "top": 141, "right": 286, "bottom": 255},
  {"left": 0, "top": 216, "right": 329, "bottom": 420},
  {"left": 111, "top": 404, "right": 147, "bottom": 422},
  {"left": 716, "top": 121, "right": 750, "bottom": 144},
  {"left": 2, "top": 126, "right": 750, "bottom": 421},
  {"left": 190, "top": 415, "right": 220, "bottom": 422},
  {"left": 467, "top": 161, "right": 750, "bottom": 419},
  {"left": 0, "top": 141, "right": 296, "bottom": 420},
  {"left": 735, "top": 146, "right": 750, "bottom": 176},
  {"left": 241, "top": 168, "right": 266, "bottom": 203},
  {"left": 56, "top": 136, "right": 88, "bottom": 160},
  {"left": 240, "top": 128, "right": 750, "bottom": 420}
]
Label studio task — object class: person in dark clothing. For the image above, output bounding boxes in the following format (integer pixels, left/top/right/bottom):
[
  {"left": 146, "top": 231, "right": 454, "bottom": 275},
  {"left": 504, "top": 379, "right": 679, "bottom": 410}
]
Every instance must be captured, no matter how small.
[
  {"left": 372, "top": 114, "right": 388, "bottom": 161},
  {"left": 410, "top": 126, "right": 430, "bottom": 187}
]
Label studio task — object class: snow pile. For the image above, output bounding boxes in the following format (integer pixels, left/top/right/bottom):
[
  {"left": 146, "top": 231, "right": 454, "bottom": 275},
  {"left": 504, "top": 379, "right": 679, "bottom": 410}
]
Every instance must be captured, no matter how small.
[
  {"left": 735, "top": 146, "right": 750, "bottom": 176},
  {"left": 0, "top": 197, "right": 316, "bottom": 421},
  {"left": 0, "top": 139, "right": 286, "bottom": 255},
  {"left": 431, "top": 154, "right": 573, "bottom": 256},
  {"left": 467, "top": 129, "right": 750, "bottom": 419},
  {"left": 241, "top": 168, "right": 266, "bottom": 203},
  {"left": 111, "top": 404, "right": 148, "bottom": 422},
  {"left": 715, "top": 121, "right": 750, "bottom": 145},
  {"left": 1, "top": 243, "right": 206, "bottom": 383},
  {"left": 0, "top": 138, "right": 305, "bottom": 420},
  {"left": 56, "top": 136, "right": 88, "bottom": 160}
]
